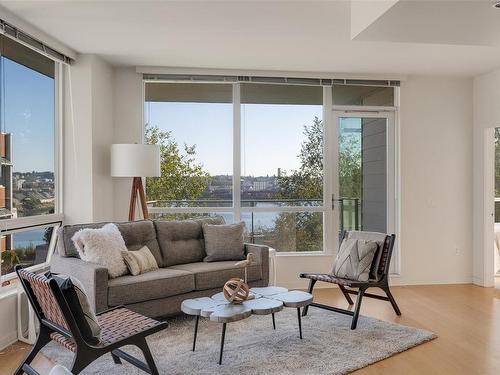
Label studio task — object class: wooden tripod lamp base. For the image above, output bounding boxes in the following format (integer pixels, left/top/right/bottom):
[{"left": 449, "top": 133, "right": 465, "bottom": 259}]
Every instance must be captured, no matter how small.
[{"left": 129, "top": 177, "right": 149, "bottom": 222}]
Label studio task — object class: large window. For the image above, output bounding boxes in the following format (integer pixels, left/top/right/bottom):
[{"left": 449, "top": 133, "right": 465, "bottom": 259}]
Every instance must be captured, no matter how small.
[
  {"left": 144, "top": 80, "right": 397, "bottom": 254},
  {"left": 0, "top": 36, "right": 62, "bottom": 282},
  {"left": 240, "top": 83, "right": 323, "bottom": 251},
  {"left": 145, "top": 83, "right": 233, "bottom": 208}
]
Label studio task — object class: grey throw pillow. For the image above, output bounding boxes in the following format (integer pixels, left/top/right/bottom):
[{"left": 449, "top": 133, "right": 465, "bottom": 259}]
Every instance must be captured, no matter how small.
[
  {"left": 331, "top": 238, "right": 378, "bottom": 281},
  {"left": 203, "top": 222, "right": 245, "bottom": 262}
]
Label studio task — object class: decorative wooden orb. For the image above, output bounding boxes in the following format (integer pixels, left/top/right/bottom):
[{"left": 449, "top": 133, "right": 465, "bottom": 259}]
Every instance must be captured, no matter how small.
[{"left": 223, "top": 278, "right": 250, "bottom": 304}]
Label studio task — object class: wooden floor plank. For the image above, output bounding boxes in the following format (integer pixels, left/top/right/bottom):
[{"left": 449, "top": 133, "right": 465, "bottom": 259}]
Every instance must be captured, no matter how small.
[{"left": 1, "top": 283, "right": 499, "bottom": 374}]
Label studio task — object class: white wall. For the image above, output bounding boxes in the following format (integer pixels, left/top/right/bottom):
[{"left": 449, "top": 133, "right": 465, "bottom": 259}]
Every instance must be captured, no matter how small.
[
  {"left": 63, "top": 55, "right": 94, "bottom": 224},
  {"left": 0, "top": 291, "right": 18, "bottom": 350},
  {"left": 91, "top": 58, "right": 115, "bottom": 222},
  {"left": 398, "top": 76, "right": 473, "bottom": 285},
  {"left": 112, "top": 68, "right": 144, "bottom": 221},
  {"left": 63, "top": 55, "right": 115, "bottom": 224},
  {"left": 472, "top": 68, "right": 500, "bottom": 287}
]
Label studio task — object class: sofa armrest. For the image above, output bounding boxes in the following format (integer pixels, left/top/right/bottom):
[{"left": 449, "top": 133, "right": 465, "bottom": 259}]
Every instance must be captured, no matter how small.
[
  {"left": 50, "top": 253, "right": 109, "bottom": 313},
  {"left": 244, "top": 243, "right": 269, "bottom": 286}
]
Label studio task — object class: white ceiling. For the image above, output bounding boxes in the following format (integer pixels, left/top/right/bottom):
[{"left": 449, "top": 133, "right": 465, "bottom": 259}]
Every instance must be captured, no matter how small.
[
  {"left": 1, "top": 0, "right": 500, "bottom": 77},
  {"left": 354, "top": 0, "right": 500, "bottom": 47}
]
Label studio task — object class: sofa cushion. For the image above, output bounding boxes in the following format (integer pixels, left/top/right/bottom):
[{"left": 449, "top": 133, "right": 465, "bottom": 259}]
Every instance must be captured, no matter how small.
[
  {"left": 107, "top": 268, "right": 195, "bottom": 306},
  {"left": 57, "top": 222, "right": 106, "bottom": 258},
  {"left": 72, "top": 223, "right": 128, "bottom": 278},
  {"left": 122, "top": 246, "right": 159, "bottom": 276},
  {"left": 116, "top": 221, "right": 163, "bottom": 267},
  {"left": 202, "top": 222, "right": 245, "bottom": 262},
  {"left": 155, "top": 216, "right": 225, "bottom": 267},
  {"left": 57, "top": 221, "right": 163, "bottom": 267},
  {"left": 168, "top": 261, "right": 262, "bottom": 291}
]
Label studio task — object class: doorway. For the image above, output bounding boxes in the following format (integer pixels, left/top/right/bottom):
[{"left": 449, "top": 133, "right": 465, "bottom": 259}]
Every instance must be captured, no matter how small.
[{"left": 332, "top": 111, "right": 398, "bottom": 273}]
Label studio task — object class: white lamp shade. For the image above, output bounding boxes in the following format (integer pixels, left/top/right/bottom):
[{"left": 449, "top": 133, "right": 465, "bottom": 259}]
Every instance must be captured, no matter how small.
[{"left": 111, "top": 144, "right": 161, "bottom": 177}]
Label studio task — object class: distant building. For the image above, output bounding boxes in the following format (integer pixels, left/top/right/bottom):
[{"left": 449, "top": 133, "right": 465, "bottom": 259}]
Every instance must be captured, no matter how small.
[{"left": 253, "top": 181, "right": 268, "bottom": 191}]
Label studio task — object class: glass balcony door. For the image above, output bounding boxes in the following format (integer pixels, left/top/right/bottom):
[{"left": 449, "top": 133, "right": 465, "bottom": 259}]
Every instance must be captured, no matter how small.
[{"left": 332, "top": 111, "right": 397, "bottom": 269}]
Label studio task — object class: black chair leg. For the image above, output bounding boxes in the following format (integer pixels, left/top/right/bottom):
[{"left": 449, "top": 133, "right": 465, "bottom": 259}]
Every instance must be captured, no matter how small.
[
  {"left": 111, "top": 350, "right": 122, "bottom": 364},
  {"left": 15, "top": 327, "right": 51, "bottom": 375},
  {"left": 137, "top": 338, "right": 160, "bottom": 375},
  {"left": 70, "top": 351, "right": 94, "bottom": 375},
  {"left": 384, "top": 287, "right": 402, "bottom": 316},
  {"left": 302, "top": 279, "right": 317, "bottom": 317},
  {"left": 339, "top": 285, "right": 354, "bottom": 305},
  {"left": 351, "top": 288, "right": 366, "bottom": 330}
]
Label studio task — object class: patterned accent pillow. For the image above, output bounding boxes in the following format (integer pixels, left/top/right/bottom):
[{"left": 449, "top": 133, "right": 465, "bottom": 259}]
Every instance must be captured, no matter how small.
[
  {"left": 331, "top": 239, "right": 378, "bottom": 281},
  {"left": 72, "top": 223, "right": 128, "bottom": 278},
  {"left": 48, "top": 272, "right": 101, "bottom": 344},
  {"left": 122, "top": 246, "right": 159, "bottom": 276},
  {"left": 202, "top": 222, "right": 245, "bottom": 262}
]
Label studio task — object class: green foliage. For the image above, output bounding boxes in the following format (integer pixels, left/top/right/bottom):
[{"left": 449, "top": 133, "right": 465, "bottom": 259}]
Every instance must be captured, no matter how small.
[
  {"left": 277, "top": 117, "right": 323, "bottom": 200},
  {"left": 144, "top": 124, "right": 210, "bottom": 204},
  {"left": 273, "top": 117, "right": 324, "bottom": 251},
  {"left": 22, "top": 197, "right": 42, "bottom": 211},
  {"left": 273, "top": 117, "right": 361, "bottom": 251},
  {"left": 338, "top": 132, "right": 362, "bottom": 199}
]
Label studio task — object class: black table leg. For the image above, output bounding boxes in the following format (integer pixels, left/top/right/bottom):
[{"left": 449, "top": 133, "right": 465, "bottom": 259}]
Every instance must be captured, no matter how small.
[
  {"left": 219, "top": 323, "right": 227, "bottom": 365},
  {"left": 272, "top": 313, "right": 276, "bottom": 330},
  {"left": 297, "top": 307, "right": 303, "bottom": 339},
  {"left": 192, "top": 315, "right": 199, "bottom": 352}
]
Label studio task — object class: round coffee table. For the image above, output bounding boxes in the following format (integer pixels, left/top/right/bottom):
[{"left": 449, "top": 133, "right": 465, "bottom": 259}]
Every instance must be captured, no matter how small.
[{"left": 181, "top": 286, "right": 313, "bottom": 364}]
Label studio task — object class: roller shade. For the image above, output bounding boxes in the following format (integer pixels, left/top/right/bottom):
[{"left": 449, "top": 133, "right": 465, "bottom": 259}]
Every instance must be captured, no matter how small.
[
  {"left": 332, "top": 85, "right": 394, "bottom": 106},
  {"left": 1, "top": 35, "right": 54, "bottom": 78},
  {"left": 0, "top": 19, "right": 72, "bottom": 65},
  {"left": 145, "top": 82, "right": 232, "bottom": 103},
  {"left": 241, "top": 83, "right": 322, "bottom": 105}
]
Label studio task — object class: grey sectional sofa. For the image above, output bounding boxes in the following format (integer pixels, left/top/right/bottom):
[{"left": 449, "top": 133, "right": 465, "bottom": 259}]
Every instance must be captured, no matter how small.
[{"left": 50, "top": 217, "right": 269, "bottom": 318}]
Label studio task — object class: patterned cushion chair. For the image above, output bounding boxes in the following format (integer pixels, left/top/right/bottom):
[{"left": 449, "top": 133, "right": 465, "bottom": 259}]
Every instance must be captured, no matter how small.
[
  {"left": 14, "top": 266, "right": 167, "bottom": 375},
  {"left": 300, "top": 231, "right": 401, "bottom": 330}
]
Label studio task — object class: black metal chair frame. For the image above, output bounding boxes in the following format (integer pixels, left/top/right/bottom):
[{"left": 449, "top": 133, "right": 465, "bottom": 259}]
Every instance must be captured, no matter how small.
[
  {"left": 14, "top": 266, "right": 168, "bottom": 375},
  {"left": 300, "top": 232, "right": 401, "bottom": 330}
]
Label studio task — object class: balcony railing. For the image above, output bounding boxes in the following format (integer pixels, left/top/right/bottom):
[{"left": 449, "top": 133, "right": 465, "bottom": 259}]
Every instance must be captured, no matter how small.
[{"left": 147, "top": 197, "right": 361, "bottom": 246}]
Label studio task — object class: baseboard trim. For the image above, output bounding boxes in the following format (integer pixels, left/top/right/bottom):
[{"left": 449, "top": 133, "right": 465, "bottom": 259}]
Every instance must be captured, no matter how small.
[{"left": 280, "top": 279, "right": 476, "bottom": 290}]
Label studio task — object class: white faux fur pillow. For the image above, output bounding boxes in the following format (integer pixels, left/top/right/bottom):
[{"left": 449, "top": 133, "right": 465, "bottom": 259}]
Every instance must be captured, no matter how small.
[{"left": 72, "top": 223, "right": 128, "bottom": 278}]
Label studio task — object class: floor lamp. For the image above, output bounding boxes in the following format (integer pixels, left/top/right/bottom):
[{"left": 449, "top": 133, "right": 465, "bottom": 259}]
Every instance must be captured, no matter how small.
[{"left": 111, "top": 144, "right": 160, "bottom": 221}]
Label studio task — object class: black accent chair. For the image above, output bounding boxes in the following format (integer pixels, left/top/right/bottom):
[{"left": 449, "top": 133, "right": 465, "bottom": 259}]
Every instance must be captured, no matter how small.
[
  {"left": 15, "top": 266, "right": 167, "bottom": 375},
  {"left": 300, "top": 231, "right": 401, "bottom": 330}
]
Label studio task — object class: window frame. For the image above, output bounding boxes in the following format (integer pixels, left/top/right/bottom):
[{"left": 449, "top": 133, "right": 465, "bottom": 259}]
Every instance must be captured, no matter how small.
[
  {"left": 143, "top": 80, "right": 399, "bottom": 260},
  {"left": 0, "top": 51, "right": 64, "bottom": 285}
]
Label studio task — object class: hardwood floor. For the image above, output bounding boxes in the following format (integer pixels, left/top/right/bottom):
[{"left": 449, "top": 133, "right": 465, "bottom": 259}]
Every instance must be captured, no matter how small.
[{"left": 1, "top": 284, "right": 499, "bottom": 374}]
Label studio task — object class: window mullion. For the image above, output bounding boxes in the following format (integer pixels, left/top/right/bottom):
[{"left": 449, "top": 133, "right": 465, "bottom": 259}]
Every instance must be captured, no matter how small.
[
  {"left": 323, "top": 86, "right": 334, "bottom": 254},
  {"left": 233, "top": 83, "right": 241, "bottom": 222}
]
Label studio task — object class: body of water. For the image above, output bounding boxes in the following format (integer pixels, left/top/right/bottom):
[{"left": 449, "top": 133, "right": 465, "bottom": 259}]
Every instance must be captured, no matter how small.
[{"left": 12, "top": 229, "right": 47, "bottom": 248}]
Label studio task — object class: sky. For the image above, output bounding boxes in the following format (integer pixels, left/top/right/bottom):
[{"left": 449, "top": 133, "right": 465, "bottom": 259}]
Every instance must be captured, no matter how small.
[
  {"left": 145, "top": 101, "right": 323, "bottom": 176},
  {"left": 2, "top": 57, "right": 55, "bottom": 173}
]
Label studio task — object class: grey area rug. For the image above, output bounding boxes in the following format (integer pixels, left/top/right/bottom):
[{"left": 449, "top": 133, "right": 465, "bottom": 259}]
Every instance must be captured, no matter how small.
[{"left": 42, "top": 308, "right": 436, "bottom": 375}]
